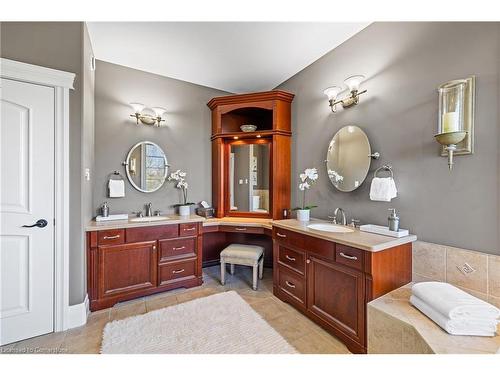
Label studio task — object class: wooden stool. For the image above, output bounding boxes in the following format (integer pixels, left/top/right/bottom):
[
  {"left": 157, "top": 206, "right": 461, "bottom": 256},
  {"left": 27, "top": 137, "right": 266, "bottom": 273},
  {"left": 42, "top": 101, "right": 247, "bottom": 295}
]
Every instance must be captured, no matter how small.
[{"left": 220, "top": 244, "right": 264, "bottom": 290}]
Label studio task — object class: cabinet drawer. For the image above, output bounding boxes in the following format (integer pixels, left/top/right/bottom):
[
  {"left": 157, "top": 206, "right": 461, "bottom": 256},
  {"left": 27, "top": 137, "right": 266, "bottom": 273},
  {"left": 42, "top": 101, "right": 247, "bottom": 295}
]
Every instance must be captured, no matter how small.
[
  {"left": 220, "top": 225, "right": 264, "bottom": 234},
  {"left": 126, "top": 224, "right": 178, "bottom": 242},
  {"left": 335, "top": 244, "right": 364, "bottom": 271},
  {"left": 159, "top": 237, "right": 196, "bottom": 262},
  {"left": 278, "top": 245, "right": 305, "bottom": 275},
  {"left": 273, "top": 227, "right": 335, "bottom": 261},
  {"left": 159, "top": 258, "right": 196, "bottom": 286},
  {"left": 277, "top": 265, "right": 305, "bottom": 306},
  {"left": 179, "top": 223, "right": 198, "bottom": 237},
  {"left": 97, "top": 229, "right": 125, "bottom": 246}
]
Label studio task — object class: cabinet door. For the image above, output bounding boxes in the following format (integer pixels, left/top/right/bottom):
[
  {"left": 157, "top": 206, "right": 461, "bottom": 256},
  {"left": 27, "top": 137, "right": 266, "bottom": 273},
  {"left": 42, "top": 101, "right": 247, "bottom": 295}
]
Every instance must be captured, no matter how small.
[
  {"left": 307, "top": 256, "right": 365, "bottom": 345},
  {"left": 98, "top": 241, "right": 157, "bottom": 299}
]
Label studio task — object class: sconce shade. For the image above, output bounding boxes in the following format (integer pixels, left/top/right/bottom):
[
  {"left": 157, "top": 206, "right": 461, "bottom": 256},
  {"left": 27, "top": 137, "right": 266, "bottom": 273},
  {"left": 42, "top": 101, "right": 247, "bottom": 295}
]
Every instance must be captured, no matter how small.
[
  {"left": 151, "top": 107, "right": 167, "bottom": 118},
  {"left": 323, "top": 86, "right": 343, "bottom": 101},
  {"left": 344, "top": 75, "right": 365, "bottom": 92},
  {"left": 130, "top": 102, "right": 146, "bottom": 114},
  {"left": 438, "top": 79, "right": 466, "bottom": 134}
]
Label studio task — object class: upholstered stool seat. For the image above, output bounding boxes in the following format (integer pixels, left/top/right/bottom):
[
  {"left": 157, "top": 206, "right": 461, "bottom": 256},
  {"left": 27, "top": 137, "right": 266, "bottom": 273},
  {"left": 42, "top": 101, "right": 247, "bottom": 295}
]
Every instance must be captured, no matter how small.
[{"left": 220, "top": 244, "right": 264, "bottom": 290}]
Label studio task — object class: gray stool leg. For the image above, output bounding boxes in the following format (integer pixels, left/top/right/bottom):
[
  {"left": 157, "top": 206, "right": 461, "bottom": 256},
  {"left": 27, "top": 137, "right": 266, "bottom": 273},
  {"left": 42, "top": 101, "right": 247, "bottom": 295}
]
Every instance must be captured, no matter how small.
[
  {"left": 230, "top": 263, "right": 235, "bottom": 275},
  {"left": 252, "top": 262, "right": 258, "bottom": 290},
  {"left": 258, "top": 256, "right": 264, "bottom": 280},
  {"left": 220, "top": 260, "right": 226, "bottom": 285}
]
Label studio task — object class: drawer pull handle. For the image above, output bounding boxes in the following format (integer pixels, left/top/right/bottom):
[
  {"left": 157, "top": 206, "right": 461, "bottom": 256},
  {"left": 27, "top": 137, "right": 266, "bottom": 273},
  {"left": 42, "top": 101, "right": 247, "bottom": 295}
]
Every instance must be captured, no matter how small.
[
  {"left": 276, "top": 233, "right": 287, "bottom": 238},
  {"left": 285, "top": 281, "right": 296, "bottom": 288},
  {"left": 103, "top": 235, "right": 120, "bottom": 240},
  {"left": 173, "top": 246, "right": 186, "bottom": 251},
  {"left": 235, "top": 227, "right": 247, "bottom": 231},
  {"left": 184, "top": 227, "right": 196, "bottom": 231},
  {"left": 172, "top": 268, "right": 185, "bottom": 274},
  {"left": 339, "top": 252, "right": 358, "bottom": 261},
  {"left": 285, "top": 255, "right": 296, "bottom": 262}
]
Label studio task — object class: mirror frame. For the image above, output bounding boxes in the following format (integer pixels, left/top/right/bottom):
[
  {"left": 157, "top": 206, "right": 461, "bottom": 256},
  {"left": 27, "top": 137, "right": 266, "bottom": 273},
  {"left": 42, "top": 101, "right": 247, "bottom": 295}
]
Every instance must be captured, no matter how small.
[
  {"left": 124, "top": 141, "right": 169, "bottom": 193},
  {"left": 326, "top": 125, "right": 372, "bottom": 192},
  {"left": 224, "top": 137, "right": 273, "bottom": 218}
]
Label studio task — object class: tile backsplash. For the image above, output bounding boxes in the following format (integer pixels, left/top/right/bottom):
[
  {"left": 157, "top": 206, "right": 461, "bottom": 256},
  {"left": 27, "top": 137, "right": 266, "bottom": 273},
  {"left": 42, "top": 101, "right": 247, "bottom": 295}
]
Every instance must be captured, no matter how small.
[{"left": 412, "top": 241, "right": 500, "bottom": 309}]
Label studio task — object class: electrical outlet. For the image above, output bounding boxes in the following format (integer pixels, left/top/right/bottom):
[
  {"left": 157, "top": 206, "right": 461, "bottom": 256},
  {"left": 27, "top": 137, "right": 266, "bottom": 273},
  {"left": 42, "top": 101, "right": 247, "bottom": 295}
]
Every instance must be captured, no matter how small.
[{"left": 456, "top": 262, "right": 475, "bottom": 275}]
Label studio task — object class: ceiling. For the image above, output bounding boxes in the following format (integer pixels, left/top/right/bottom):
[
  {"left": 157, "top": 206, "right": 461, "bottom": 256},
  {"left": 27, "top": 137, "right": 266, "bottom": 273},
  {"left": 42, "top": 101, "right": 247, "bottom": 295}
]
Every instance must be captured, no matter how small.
[{"left": 86, "top": 22, "right": 369, "bottom": 93}]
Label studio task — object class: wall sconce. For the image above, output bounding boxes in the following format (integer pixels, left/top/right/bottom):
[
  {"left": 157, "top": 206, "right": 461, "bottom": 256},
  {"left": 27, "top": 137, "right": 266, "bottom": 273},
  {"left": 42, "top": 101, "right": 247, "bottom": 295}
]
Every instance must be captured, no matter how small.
[
  {"left": 323, "top": 75, "right": 367, "bottom": 113},
  {"left": 434, "top": 76, "right": 475, "bottom": 170},
  {"left": 129, "top": 102, "right": 167, "bottom": 127}
]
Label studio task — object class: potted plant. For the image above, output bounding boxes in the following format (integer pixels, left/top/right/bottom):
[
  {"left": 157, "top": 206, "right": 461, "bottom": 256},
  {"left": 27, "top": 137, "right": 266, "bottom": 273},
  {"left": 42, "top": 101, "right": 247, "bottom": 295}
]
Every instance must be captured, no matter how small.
[
  {"left": 293, "top": 168, "right": 318, "bottom": 221},
  {"left": 169, "top": 169, "right": 194, "bottom": 216}
]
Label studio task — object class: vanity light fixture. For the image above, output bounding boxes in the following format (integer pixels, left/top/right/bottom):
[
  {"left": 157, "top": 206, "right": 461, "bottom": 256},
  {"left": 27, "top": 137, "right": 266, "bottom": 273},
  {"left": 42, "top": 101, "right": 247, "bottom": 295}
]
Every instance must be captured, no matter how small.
[
  {"left": 323, "top": 75, "right": 367, "bottom": 113},
  {"left": 129, "top": 102, "right": 167, "bottom": 127},
  {"left": 434, "top": 77, "right": 475, "bottom": 170}
]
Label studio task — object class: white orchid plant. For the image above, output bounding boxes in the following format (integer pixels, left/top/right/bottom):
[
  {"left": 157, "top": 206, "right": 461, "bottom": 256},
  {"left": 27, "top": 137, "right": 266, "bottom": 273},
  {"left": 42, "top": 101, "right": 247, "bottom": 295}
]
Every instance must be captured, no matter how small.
[
  {"left": 168, "top": 169, "right": 194, "bottom": 207},
  {"left": 293, "top": 167, "right": 319, "bottom": 211}
]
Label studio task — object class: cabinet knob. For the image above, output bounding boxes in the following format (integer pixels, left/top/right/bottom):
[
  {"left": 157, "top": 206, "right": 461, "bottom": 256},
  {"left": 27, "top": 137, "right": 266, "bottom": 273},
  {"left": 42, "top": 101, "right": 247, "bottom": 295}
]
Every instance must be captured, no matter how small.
[
  {"left": 153, "top": 245, "right": 156, "bottom": 250},
  {"left": 306, "top": 259, "right": 311, "bottom": 264}
]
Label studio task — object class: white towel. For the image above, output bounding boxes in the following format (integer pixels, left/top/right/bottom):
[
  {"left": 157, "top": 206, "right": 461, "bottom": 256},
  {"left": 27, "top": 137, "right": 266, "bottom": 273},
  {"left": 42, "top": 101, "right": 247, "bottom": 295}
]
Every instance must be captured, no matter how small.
[
  {"left": 410, "top": 295, "right": 498, "bottom": 336},
  {"left": 412, "top": 282, "right": 500, "bottom": 320},
  {"left": 369, "top": 177, "right": 397, "bottom": 202},
  {"left": 108, "top": 179, "right": 125, "bottom": 198}
]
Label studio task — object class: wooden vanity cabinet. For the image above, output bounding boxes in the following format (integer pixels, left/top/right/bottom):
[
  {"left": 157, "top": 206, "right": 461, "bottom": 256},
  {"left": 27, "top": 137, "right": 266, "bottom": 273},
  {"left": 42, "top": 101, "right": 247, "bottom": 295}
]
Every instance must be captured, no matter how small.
[
  {"left": 272, "top": 227, "right": 412, "bottom": 354},
  {"left": 207, "top": 90, "right": 294, "bottom": 220},
  {"left": 87, "top": 222, "right": 203, "bottom": 311}
]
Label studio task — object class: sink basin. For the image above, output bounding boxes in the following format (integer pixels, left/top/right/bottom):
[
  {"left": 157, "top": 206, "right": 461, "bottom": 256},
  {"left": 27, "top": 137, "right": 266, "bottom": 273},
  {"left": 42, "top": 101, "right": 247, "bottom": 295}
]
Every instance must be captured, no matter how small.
[
  {"left": 129, "top": 216, "right": 170, "bottom": 223},
  {"left": 307, "top": 223, "right": 354, "bottom": 233}
]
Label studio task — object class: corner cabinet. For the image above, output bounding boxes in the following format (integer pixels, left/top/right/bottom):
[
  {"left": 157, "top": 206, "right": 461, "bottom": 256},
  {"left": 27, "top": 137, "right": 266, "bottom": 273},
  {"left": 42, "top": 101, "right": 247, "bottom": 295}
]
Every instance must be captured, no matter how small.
[
  {"left": 272, "top": 227, "right": 412, "bottom": 354},
  {"left": 207, "top": 90, "right": 294, "bottom": 220},
  {"left": 87, "top": 222, "right": 203, "bottom": 311}
]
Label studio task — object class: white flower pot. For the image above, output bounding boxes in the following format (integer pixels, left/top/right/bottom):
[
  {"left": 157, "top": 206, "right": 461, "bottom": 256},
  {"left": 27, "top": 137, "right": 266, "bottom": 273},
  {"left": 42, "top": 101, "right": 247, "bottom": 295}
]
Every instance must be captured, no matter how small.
[
  {"left": 178, "top": 205, "right": 191, "bottom": 216},
  {"left": 296, "top": 209, "right": 310, "bottom": 222}
]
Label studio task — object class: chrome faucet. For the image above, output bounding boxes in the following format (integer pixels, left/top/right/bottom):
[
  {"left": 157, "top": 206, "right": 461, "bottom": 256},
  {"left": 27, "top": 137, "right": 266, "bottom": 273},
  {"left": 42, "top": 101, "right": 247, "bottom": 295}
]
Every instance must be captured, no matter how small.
[
  {"left": 329, "top": 207, "right": 347, "bottom": 225},
  {"left": 145, "top": 202, "right": 153, "bottom": 217}
]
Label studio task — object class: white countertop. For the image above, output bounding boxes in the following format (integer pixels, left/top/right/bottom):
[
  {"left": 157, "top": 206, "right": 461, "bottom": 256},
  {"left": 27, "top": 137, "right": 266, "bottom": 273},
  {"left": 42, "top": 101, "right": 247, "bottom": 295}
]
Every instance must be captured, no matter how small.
[
  {"left": 86, "top": 214, "right": 205, "bottom": 231},
  {"left": 272, "top": 218, "right": 417, "bottom": 252}
]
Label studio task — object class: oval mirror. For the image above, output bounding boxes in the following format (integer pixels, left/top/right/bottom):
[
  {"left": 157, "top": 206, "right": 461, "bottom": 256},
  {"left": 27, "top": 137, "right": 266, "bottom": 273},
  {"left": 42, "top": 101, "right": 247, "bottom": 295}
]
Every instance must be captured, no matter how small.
[
  {"left": 326, "top": 125, "right": 372, "bottom": 192},
  {"left": 125, "top": 141, "right": 168, "bottom": 193}
]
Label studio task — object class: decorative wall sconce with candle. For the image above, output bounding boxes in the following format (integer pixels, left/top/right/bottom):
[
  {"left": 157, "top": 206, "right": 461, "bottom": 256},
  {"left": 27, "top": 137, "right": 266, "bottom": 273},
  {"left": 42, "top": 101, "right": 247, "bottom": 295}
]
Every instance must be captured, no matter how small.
[
  {"left": 434, "top": 76, "right": 475, "bottom": 170},
  {"left": 129, "top": 102, "right": 167, "bottom": 127},
  {"left": 323, "top": 75, "right": 367, "bottom": 113}
]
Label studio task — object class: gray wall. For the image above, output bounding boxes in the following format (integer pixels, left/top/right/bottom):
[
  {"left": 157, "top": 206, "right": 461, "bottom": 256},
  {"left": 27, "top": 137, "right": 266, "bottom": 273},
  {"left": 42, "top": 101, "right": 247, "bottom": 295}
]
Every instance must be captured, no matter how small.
[
  {"left": 0, "top": 22, "right": 92, "bottom": 304},
  {"left": 276, "top": 22, "right": 500, "bottom": 255},
  {"left": 93, "top": 60, "right": 228, "bottom": 215}
]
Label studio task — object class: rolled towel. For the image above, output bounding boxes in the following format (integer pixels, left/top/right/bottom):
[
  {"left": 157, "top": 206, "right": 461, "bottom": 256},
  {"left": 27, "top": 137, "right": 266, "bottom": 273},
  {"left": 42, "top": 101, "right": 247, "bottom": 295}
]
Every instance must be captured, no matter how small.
[
  {"left": 410, "top": 295, "right": 498, "bottom": 336},
  {"left": 108, "top": 179, "right": 125, "bottom": 198},
  {"left": 369, "top": 177, "right": 397, "bottom": 202},
  {"left": 412, "top": 282, "right": 500, "bottom": 320}
]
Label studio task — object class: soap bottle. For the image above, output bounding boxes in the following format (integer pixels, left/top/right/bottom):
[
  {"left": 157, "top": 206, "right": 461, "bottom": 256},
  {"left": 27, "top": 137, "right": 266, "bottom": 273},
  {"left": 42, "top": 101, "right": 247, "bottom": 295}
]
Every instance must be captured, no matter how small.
[
  {"left": 388, "top": 208, "right": 399, "bottom": 232},
  {"left": 101, "top": 202, "right": 109, "bottom": 217}
]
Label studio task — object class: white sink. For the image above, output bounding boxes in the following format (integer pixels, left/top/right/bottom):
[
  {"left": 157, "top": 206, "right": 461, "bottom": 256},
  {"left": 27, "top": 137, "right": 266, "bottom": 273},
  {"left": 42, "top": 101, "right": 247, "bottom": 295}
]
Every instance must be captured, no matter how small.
[
  {"left": 307, "top": 223, "right": 354, "bottom": 233},
  {"left": 129, "top": 216, "right": 170, "bottom": 223}
]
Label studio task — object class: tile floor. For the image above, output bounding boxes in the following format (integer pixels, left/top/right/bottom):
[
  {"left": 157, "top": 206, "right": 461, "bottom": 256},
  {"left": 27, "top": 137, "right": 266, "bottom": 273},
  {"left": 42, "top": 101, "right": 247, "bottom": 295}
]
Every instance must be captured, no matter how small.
[{"left": 0, "top": 265, "right": 350, "bottom": 354}]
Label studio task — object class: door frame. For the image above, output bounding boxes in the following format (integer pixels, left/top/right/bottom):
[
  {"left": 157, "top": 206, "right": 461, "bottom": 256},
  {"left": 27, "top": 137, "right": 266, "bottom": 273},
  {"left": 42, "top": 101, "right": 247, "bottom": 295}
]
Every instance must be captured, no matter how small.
[{"left": 1, "top": 58, "right": 75, "bottom": 332}]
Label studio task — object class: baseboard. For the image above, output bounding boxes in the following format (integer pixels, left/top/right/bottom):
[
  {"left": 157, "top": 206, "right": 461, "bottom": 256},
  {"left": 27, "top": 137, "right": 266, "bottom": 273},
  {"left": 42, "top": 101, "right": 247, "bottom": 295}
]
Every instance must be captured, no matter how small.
[{"left": 66, "top": 294, "right": 89, "bottom": 329}]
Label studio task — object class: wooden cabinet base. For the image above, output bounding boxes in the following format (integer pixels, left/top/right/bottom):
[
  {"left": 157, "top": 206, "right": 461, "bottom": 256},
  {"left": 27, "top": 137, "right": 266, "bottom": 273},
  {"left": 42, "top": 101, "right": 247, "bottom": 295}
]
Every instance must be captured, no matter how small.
[
  {"left": 87, "top": 222, "right": 203, "bottom": 311},
  {"left": 272, "top": 229, "right": 412, "bottom": 354}
]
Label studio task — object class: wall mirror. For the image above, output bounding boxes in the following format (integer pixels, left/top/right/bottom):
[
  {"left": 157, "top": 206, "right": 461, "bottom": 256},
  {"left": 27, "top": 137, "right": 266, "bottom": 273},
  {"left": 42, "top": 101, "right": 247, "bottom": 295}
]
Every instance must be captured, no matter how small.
[
  {"left": 326, "top": 125, "right": 373, "bottom": 192},
  {"left": 124, "top": 141, "right": 168, "bottom": 193},
  {"left": 227, "top": 140, "right": 271, "bottom": 216}
]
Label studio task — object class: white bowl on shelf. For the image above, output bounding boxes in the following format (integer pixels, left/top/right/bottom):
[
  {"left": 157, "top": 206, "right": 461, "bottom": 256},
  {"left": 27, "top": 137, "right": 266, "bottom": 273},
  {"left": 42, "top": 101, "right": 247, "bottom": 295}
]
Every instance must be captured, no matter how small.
[{"left": 240, "top": 124, "right": 257, "bottom": 132}]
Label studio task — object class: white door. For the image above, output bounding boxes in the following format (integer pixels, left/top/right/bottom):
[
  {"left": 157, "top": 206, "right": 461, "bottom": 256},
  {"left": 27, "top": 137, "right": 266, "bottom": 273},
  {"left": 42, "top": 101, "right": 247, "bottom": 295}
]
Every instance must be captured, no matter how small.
[{"left": 0, "top": 78, "right": 55, "bottom": 345}]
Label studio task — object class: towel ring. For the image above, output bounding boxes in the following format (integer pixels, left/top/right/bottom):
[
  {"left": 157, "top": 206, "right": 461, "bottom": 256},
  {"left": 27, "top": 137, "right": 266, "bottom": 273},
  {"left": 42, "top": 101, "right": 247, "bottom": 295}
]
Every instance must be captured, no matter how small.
[
  {"left": 373, "top": 165, "right": 394, "bottom": 179},
  {"left": 108, "top": 171, "right": 124, "bottom": 181}
]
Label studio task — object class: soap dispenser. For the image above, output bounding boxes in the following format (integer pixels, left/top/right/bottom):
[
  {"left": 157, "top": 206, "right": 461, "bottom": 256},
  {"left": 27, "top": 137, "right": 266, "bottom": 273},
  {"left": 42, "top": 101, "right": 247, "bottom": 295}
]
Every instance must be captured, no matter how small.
[
  {"left": 388, "top": 208, "right": 399, "bottom": 232},
  {"left": 101, "top": 202, "right": 109, "bottom": 218}
]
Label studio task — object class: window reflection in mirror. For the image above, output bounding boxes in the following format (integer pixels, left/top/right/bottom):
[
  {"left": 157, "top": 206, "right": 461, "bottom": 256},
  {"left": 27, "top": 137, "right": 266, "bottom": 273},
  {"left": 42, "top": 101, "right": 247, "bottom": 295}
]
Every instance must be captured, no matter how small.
[
  {"left": 229, "top": 143, "right": 270, "bottom": 214},
  {"left": 126, "top": 141, "right": 168, "bottom": 193}
]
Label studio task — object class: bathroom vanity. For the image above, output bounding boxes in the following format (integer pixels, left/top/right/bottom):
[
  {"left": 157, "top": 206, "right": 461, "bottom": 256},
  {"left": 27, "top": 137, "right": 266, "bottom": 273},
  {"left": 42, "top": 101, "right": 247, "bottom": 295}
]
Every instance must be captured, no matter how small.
[
  {"left": 86, "top": 215, "right": 204, "bottom": 311},
  {"left": 272, "top": 219, "right": 416, "bottom": 354}
]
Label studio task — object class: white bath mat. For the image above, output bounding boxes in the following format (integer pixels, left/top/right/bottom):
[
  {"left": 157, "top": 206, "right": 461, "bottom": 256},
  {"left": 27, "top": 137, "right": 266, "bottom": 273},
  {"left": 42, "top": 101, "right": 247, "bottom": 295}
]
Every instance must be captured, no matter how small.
[{"left": 100, "top": 291, "right": 297, "bottom": 354}]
